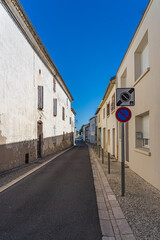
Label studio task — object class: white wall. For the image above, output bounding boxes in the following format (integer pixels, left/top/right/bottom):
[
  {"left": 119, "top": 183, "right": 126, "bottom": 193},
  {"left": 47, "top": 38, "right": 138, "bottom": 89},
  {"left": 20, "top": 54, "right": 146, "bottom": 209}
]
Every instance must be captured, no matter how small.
[{"left": 0, "top": 2, "right": 74, "bottom": 168}]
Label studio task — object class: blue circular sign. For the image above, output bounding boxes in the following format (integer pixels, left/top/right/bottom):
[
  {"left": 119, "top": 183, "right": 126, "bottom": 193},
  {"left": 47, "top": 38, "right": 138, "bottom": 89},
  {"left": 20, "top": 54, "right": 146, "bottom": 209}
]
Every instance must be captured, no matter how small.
[{"left": 116, "top": 107, "right": 132, "bottom": 122}]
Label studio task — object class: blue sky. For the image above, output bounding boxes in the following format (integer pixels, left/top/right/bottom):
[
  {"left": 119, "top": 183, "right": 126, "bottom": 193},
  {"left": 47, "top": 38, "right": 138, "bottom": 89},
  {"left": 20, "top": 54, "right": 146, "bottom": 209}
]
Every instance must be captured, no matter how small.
[{"left": 20, "top": 0, "right": 149, "bottom": 130}]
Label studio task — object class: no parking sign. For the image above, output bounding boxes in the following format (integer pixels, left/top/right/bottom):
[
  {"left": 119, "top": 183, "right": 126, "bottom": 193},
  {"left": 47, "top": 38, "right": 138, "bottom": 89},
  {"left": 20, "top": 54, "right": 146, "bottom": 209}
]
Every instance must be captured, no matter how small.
[{"left": 116, "top": 107, "right": 132, "bottom": 122}]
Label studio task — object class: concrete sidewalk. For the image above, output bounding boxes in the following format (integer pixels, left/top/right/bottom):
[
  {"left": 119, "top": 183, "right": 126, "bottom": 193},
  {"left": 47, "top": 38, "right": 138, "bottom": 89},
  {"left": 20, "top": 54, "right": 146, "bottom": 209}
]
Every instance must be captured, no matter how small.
[{"left": 89, "top": 146, "right": 135, "bottom": 240}]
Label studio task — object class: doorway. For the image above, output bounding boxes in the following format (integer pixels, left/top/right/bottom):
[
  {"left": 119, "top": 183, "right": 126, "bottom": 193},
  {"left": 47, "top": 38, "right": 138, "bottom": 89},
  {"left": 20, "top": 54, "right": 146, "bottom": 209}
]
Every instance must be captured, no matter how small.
[{"left": 37, "top": 121, "right": 43, "bottom": 158}]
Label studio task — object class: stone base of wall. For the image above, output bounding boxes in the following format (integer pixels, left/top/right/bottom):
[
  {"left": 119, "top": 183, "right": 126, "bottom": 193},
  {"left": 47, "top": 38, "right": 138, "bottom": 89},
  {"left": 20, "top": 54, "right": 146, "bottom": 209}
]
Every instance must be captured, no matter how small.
[
  {"left": 0, "top": 140, "right": 37, "bottom": 172},
  {"left": 43, "top": 132, "right": 73, "bottom": 156},
  {"left": 0, "top": 132, "right": 74, "bottom": 173}
]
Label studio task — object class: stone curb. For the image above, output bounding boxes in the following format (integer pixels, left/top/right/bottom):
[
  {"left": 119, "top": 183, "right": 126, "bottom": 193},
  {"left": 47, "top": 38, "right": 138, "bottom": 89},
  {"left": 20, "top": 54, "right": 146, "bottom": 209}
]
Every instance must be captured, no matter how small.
[
  {"left": 0, "top": 146, "right": 74, "bottom": 193},
  {"left": 88, "top": 146, "right": 136, "bottom": 240}
]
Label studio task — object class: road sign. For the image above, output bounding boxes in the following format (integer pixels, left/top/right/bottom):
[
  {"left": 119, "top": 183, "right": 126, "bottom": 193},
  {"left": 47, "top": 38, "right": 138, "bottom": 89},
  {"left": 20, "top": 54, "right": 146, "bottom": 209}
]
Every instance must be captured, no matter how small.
[
  {"left": 116, "top": 107, "right": 132, "bottom": 122},
  {"left": 116, "top": 88, "right": 135, "bottom": 106}
]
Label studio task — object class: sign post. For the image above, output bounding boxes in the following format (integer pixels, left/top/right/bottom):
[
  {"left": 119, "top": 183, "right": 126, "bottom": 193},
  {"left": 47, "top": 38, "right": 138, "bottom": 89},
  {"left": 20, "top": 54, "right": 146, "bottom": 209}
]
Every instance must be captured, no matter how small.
[
  {"left": 116, "top": 88, "right": 135, "bottom": 197},
  {"left": 116, "top": 107, "right": 132, "bottom": 196},
  {"left": 121, "top": 122, "right": 125, "bottom": 196}
]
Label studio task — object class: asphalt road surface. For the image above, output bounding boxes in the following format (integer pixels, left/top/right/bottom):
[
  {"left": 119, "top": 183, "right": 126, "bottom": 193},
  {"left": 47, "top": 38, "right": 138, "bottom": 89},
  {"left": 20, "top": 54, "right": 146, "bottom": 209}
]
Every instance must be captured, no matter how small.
[{"left": 0, "top": 141, "right": 101, "bottom": 240}]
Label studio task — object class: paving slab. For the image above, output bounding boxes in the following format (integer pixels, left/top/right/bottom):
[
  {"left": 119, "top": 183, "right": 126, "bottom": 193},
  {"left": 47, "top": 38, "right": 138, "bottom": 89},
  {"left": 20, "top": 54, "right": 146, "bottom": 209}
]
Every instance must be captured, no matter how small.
[
  {"left": 102, "top": 237, "right": 115, "bottom": 240},
  {"left": 116, "top": 219, "right": 132, "bottom": 235},
  {"left": 100, "top": 220, "right": 114, "bottom": 237},
  {"left": 109, "top": 200, "right": 119, "bottom": 208},
  {"left": 112, "top": 207, "right": 125, "bottom": 219},
  {"left": 108, "top": 195, "right": 117, "bottom": 201},
  {"left": 121, "top": 234, "right": 136, "bottom": 240},
  {"left": 99, "top": 210, "right": 110, "bottom": 220},
  {"left": 98, "top": 202, "right": 107, "bottom": 210},
  {"left": 97, "top": 196, "right": 105, "bottom": 203}
]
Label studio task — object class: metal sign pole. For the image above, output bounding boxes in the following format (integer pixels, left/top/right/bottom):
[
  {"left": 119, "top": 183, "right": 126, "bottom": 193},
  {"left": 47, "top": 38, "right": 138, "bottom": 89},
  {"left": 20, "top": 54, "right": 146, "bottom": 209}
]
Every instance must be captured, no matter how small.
[{"left": 121, "top": 122, "right": 125, "bottom": 196}]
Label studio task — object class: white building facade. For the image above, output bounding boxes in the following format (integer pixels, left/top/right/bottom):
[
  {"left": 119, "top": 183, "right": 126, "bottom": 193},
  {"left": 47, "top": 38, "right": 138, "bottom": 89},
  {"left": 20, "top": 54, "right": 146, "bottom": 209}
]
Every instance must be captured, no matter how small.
[{"left": 0, "top": 0, "right": 75, "bottom": 172}]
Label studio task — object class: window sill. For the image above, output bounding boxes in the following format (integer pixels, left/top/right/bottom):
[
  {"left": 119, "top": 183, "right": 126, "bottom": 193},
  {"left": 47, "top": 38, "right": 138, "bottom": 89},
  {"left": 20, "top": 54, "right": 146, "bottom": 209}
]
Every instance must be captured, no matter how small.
[
  {"left": 134, "top": 148, "right": 151, "bottom": 156},
  {"left": 134, "top": 67, "right": 150, "bottom": 87}
]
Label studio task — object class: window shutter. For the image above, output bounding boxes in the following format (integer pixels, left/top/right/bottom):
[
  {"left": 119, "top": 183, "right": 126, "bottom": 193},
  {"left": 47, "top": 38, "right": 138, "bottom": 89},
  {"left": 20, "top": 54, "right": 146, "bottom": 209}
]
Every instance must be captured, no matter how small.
[
  {"left": 53, "top": 78, "right": 56, "bottom": 92},
  {"left": 53, "top": 99, "right": 57, "bottom": 116},
  {"left": 38, "top": 86, "right": 43, "bottom": 109},
  {"left": 62, "top": 107, "right": 65, "bottom": 120}
]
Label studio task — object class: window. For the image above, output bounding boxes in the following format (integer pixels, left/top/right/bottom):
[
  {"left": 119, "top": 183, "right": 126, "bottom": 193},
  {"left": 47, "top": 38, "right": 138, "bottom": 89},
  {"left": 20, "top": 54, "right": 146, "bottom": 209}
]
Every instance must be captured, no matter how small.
[
  {"left": 53, "top": 78, "right": 56, "bottom": 92},
  {"left": 111, "top": 94, "right": 115, "bottom": 112},
  {"left": 62, "top": 107, "right": 65, "bottom": 120},
  {"left": 107, "top": 102, "right": 110, "bottom": 116},
  {"left": 135, "top": 112, "right": 150, "bottom": 149},
  {"left": 135, "top": 31, "right": 149, "bottom": 81},
  {"left": 53, "top": 99, "right": 57, "bottom": 116},
  {"left": 70, "top": 117, "right": 71, "bottom": 125},
  {"left": 108, "top": 129, "right": 110, "bottom": 145},
  {"left": 103, "top": 108, "right": 105, "bottom": 119},
  {"left": 38, "top": 86, "right": 43, "bottom": 110},
  {"left": 66, "top": 98, "right": 68, "bottom": 107},
  {"left": 53, "top": 126, "right": 56, "bottom": 144},
  {"left": 121, "top": 68, "right": 127, "bottom": 88}
]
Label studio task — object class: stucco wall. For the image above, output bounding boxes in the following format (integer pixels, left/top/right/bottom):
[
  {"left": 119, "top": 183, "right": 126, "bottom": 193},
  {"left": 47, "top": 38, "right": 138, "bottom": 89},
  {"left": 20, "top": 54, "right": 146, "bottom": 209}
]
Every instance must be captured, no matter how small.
[
  {"left": 117, "top": 0, "right": 160, "bottom": 190},
  {"left": 105, "top": 86, "right": 117, "bottom": 158},
  {"left": 0, "top": 2, "right": 74, "bottom": 172}
]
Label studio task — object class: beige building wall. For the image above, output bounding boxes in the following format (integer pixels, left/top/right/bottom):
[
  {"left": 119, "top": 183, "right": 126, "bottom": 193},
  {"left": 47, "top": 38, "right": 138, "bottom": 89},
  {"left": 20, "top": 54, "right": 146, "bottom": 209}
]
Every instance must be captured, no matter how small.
[
  {"left": 97, "top": 107, "right": 103, "bottom": 147},
  {"left": 96, "top": 79, "right": 117, "bottom": 157},
  {"left": 105, "top": 85, "right": 117, "bottom": 158},
  {"left": 117, "top": 0, "right": 160, "bottom": 190}
]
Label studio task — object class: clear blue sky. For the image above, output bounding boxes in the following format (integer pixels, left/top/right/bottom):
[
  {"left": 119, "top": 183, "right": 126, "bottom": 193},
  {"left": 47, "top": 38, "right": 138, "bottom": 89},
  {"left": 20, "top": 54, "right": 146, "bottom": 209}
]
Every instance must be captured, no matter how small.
[{"left": 20, "top": 0, "right": 149, "bottom": 130}]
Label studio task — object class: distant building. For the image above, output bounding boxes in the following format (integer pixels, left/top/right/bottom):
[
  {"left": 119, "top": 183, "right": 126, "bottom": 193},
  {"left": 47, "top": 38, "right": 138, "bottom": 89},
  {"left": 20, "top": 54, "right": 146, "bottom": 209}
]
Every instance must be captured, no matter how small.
[
  {"left": 89, "top": 116, "right": 97, "bottom": 144},
  {"left": 83, "top": 124, "right": 90, "bottom": 142}
]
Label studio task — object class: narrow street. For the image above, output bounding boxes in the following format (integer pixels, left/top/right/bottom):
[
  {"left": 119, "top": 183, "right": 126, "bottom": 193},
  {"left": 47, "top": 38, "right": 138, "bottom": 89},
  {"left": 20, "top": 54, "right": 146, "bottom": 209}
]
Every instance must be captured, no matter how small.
[{"left": 0, "top": 142, "right": 101, "bottom": 240}]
